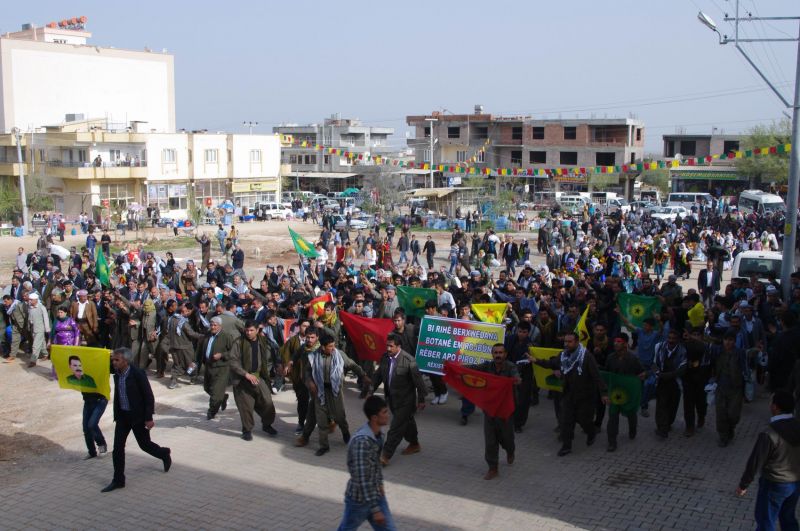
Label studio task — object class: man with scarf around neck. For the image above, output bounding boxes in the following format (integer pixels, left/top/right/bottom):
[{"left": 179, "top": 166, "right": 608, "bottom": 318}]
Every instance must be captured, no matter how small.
[
  {"left": 166, "top": 302, "right": 204, "bottom": 389},
  {"left": 196, "top": 316, "right": 235, "bottom": 420},
  {"left": 301, "top": 334, "right": 368, "bottom": 456},
  {"left": 282, "top": 320, "right": 313, "bottom": 435},
  {"left": 229, "top": 320, "right": 279, "bottom": 441},
  {"left": 371, "top": 333, "right": 428, "bottom": 466},
  {"left": 653, "top": 328, "right": 687, "bottom": 439},
  {"left": 466, "top": 343, "right": 521, "bottom": 480},
  {"left": 534, "top": 331, "right": 608, "bottom": 457}
]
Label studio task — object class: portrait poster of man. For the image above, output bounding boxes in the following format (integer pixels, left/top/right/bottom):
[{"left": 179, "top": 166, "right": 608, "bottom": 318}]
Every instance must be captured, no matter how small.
[{"left": 51, "top": 345, "right": 112, "bottom": 399}]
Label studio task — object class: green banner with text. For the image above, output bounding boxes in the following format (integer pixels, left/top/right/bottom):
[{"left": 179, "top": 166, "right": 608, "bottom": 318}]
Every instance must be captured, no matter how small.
[{"left": 415, "top": 316, "right": 506, "bottom": 375}]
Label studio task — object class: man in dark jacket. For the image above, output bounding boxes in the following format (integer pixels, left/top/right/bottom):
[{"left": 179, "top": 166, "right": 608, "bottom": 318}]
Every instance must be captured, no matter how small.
[
  {"left": 230, "top": 321, "right": 279, "bottom": 440},
  {"left": 197, "top": 317, "right": 235, "bottom": 420},
  {"left": 738, "top": 390, "right": 800, "bottom": 531},
  {"left": 371, "top": 333, "right": 427, "bottom": 466},
  {"left": 604, "top": 333, "right": 645, "bottom": 452},
  {"left": 534, "top": 331, "right": 608, "bottom": 457},
  {"left": 102, "top": 347, "right": 171, "bottom": 492}
]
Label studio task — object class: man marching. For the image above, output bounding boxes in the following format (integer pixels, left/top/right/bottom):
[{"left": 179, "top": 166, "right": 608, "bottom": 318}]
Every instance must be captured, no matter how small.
[
  {"left": 229, "top": 320, "right": 279, "bottom": 440},
  {"left": 371, "top": 333, "right": 427, "bottom": 466}
]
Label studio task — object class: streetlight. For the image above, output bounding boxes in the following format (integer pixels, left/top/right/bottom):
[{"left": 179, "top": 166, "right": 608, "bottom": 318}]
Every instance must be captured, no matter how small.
[
  {"left": 425, "top": 117, "right": 438, "bottom": 188},
  {"left": 243, "top": 121, "right": 258, "bottom": 135},
  {"left": 11, "top": 127, "right": 29, "bottom": 235},
  {"left": 698, "top": 4, "right": 800, "bottom": 301}
]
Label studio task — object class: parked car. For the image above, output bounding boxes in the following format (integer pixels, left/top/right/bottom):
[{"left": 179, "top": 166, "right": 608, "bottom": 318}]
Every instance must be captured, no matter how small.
[
  {"left": 253, "top": 202, "right": 292, "bottom": 221},
  {"left": 732, "top": 250, "right": 783, "bottom": 283},
  {"left": 332, "top": 214, "right": 369, "bottom": 230},
  {"left": 650, "top": 206, "right": 689, "bottom": 222},
  {"left": 629, "top": 201, "right": 659, "bottom": 213},
  {"left": 603, "top": 198, "right": 631, "bottom": 215}
]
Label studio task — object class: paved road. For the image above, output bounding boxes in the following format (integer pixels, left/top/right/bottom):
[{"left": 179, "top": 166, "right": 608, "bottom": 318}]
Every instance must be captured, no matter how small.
[{"left": 0, "top": 358, "right": 765, "bottom": 530}]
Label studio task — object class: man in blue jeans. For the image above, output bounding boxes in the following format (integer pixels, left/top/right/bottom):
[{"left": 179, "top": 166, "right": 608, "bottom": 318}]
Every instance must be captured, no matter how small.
[
  {"left": 82, "top": 391, "right": 108, "bottom": 459},
  {"left": 737, "top": 390, "right": 800, "bottom": 531},
  {"left": 338, "top": 395, "right": 395, "bottom": 531}
]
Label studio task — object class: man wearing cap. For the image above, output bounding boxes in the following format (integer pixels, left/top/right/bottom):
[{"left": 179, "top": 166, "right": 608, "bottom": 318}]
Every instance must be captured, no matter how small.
[
  {"left": 26, "top": 292, "right": 50, "bottom": 367},
  {"left": 197, "top": 317, "right": 234, "bottom": 419}
]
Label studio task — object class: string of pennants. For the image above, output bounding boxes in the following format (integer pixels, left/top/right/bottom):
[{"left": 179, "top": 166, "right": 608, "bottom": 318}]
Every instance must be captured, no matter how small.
[{"left": 281, "top": 134, "right": 791, "bottom": 178}]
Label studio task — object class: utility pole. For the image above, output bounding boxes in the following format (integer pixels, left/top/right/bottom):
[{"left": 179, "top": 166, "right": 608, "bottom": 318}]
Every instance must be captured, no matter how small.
[
  {"left": 243, "top": 121, "right": 258, "bottom": 135},
  {"left": 12, "top": 127, "right": 29, "bottom": 235},
  {"left": 698, "top": 4, "right": 800, "bottom": 302},
  {"left": 425, "top": 117, "right": 437, "bottom": 188}
]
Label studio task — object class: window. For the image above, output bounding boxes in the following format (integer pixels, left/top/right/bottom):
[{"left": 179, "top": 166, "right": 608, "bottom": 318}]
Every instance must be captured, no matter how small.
[
  {"left": 100, "top": 183, "right": 134, "bottom": 210},
  {"left": 476, "top": 150, "right": 485, "bottom": 163},
  {"left": 680, "top": 141, "right": 696, "bottom": 156},
  {"left": 512, "top": 127, "right": 522, "bottom": 140},
  {"left": 529, "top": 151, "right": 546, "bottom": 164},
  {"left": 78, "top": 150, "right": 87, "bottom": 163},
  {"left": 511, "top": 150, "right": 522, "bottom": 165},
  {"left": 205, "top": 149, "right": 218, "bottom": 163},
  {"left": 456, "top": 151, "right": 467, "bottom": 163},
  {"left": 666, "top": 140, "right": 676, "bottom": 157},
  {"left": 532, "top": 127, "right": 545, "bottom": 140},
  {"left": 303, "top": 154, "right": 316, "bottom": 165},
  {"left": 194, "top": 180, "right": 228, "bottom": 209},
  {"left": 423, "top": 127, "right": 431, "bottom": 138},
  {"left": 162, "top": 149, "right": 176, "bottom": 163},
  {"left": 723, "top": 140, "right": 740, "bottom": 154},
  {"left": 289, "top": 154, "right": 298, "bottom": 164},
  {"left": 109, "top": 149, "right": 121, "bottom": 162},
  {"left": 564, "top": 127, "right": 576, "bottom": 140},
  {"left": 423, "top": 149, "right": 431, "bottom": 162},
  {"left": 168, "top": 184, "right": 188, "bottom": 210},
  {"left": 448, "top": 127, "right": 460, "bottom": 139},
  {"left": 560, "top": 151, "right": 578, "bottom": 165},
  {"left": 475, "top": 127, "right": 488, "bottom": 139},
  {"left": 636, "top": 128, "right": 642, "bottom": 141},
  {"left": 323, "top": 154, "right": 330, "bottom": 165},
  {"left": 250, "top": 149, "right": 261, "bottom": 163},
  {"left": 595, "top": 152, "right": 616, "bottom": 166}
]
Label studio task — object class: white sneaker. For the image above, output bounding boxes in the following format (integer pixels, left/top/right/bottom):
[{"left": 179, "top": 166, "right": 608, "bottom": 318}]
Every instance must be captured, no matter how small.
[
  {"left": 438, "top": 392, "right": 448, "bottom": 405},
  {"left": 430, "top": 396, "right": 441, "bottom": 405}
]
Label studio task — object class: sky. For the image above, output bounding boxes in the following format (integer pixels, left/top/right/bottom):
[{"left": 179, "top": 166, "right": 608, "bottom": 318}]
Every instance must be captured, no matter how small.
[{"left": 5, "top": 0, "right": 798, "bottom": 153}]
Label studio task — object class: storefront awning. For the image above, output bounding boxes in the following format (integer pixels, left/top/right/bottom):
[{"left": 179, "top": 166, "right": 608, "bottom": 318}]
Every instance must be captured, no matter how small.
[
  {"left": 286, "top": 172, "right": 358, "bottom": 179},
  {"left": 671, "top": 170, "right": 743, "bottom": 181}
]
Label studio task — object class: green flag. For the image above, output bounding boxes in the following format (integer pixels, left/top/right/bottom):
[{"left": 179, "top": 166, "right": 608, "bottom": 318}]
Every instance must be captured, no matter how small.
[
  {"left": 95, "top": 248, "right": 110, "bottom": 287},
  {"left": 396, "top": 286, "right": 437, "bottom": 318},
  {"left": 601, "top": 371, "right": 642, "bottom": 415},
  {"left": 288, "top": 228, "right": 318, "bottom": 259},
  {"left": 617, "top": 293, "right": 661, "bottom": 329}
]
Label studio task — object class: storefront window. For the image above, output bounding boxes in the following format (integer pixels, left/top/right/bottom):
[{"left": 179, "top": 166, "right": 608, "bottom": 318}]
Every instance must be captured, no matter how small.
[
  {"left": 100, "top": 183, "right": 134, "bottom": 210},
  {"left": 147, "top": 184, "right": 169, "bottom": 211},
  {"left": 168, "top": 184, "right": 188, "bottom": 210},
  {"left": 195, "top": 180, "right": 228, "bottom": 209},
  {"left": 235, "top": 191, "right": 276, "bottom": 209}
]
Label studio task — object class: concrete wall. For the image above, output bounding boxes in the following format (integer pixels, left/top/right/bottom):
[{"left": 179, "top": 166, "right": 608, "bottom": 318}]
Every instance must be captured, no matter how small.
[{"left": 0, "top": 38, "right": 175, "bottom": 133}]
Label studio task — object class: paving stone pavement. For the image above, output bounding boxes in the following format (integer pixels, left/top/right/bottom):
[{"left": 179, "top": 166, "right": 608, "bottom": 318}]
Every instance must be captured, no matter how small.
[{"left": 0, "top": 362, "right": 775, "bottom": 530}]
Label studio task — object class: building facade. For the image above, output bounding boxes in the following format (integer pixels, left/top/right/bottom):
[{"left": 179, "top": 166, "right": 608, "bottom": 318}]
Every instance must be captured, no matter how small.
[
  {"left": 0, "top": 20, "right": 175, "bottom": 134},
  {"left": 1, "top": 119, "right": 281, "bottom": 219},
  {"left": 662, "top": 133, "right": 746, "bottom": 195},
  {"left": 274, "top": 115, "right": 395, "bottom": 193},
  {"left": 406, "top": 109, "right": 645, "bottom": 191}
]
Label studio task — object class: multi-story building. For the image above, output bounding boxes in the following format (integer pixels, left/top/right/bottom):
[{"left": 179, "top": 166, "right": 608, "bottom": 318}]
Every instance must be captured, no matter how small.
[
  {"left": 406, "top": 108, "right": 645, "bottom": 192},
  {"left": 274, "top": 115, "right": 394, "bottom": 193},
  {"left": 0, "top": 18, "right": 175, "bottom": 134},
  {"left": 662, "top": 133, "right": 747, "bottom": 195},
  {"left": 1, "top": 119, "right": 281, "bottom": 219}
]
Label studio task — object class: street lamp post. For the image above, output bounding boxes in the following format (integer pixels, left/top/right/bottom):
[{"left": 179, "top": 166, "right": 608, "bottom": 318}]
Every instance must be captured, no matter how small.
[
  {"left": 698, "top": 5, "right": 800, "bottom": 301},
  {"left": 425, "top": 117, "right": 438, "bottom": 188},
  {"left": 12, "top": 127, "right": 29, "bottom": 235},
  {"left": 243, "top": 121, "right": 259, "bottom": 135}
]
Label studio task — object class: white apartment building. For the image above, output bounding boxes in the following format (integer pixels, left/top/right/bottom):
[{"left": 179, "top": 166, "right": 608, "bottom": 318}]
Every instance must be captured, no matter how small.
[
  {"left": 0, "top": 119, "right": 281, "bottom": 219},
  {"left": 0, "top": 19, "right": 175, "bottom": 133}
]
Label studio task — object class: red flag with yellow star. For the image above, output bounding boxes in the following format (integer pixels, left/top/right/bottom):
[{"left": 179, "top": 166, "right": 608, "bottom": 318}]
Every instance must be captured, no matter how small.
[
  {"left": 443, "top": 361, "right": 515, "bottom": 420},
  {"left": 308, "top": 292, "right": 333, "bottom": 318},
  {"left": 471, "top": 303, "right": 507, "bottom": 324},
  {"left": 339, "top": 311, "right": 394, "bottom": 362}
]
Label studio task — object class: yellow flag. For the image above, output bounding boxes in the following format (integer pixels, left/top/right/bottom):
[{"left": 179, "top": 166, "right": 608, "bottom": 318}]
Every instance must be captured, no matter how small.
[
  {"left": 471, "top": 303, "right": 508, "bottom": 324},
  {"left": 51, "top": 345, "right": 112, "bottom": 399},
  {"left": 530, "top": 347, "right": 563, "bottom": 392},
  {"left": 576, "top": 305, "right": 590, "bottom": 347}
]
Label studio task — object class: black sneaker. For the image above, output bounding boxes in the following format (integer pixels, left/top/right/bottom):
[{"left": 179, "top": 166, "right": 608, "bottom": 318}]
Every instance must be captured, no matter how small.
[
  {"left": 263, "top": 425, "right": 277, "bottom": 437},
  {"left": 607, "top": 442, "right": 617, "bottom": 452},
  {"left": 342, "top": 432, "right": 351, "bottom": 444},
  {"left": 557, "top": 446, "right": 572, "bottom": 457},
  {"left": 460, "top": 416, "right": 468, "bottom": 426},
  {"left": 241, "top": 431, "right": 253, "bottom": 441},
  {"left": 221, "top": 394, "right": 229, "bottom": 411},
  {"left": 587, "top": 433, "right": 597, "bottom": 446}
]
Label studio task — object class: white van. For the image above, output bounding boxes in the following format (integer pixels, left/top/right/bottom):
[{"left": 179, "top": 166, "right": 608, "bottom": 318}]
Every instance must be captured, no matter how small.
[
  {"left": 666, "top": 192, "right": 713, "bottom": 209},
  {"left": 737, "top": 190, "right": 785, "bottom": 215},
  {"left": 732, "top": 250, "right": 783, "bottom": 283},
  {"left": 557, "top": 195, "right": 589, "bottom": 215},
  {"left": 254, "top": 202, "right": 292, "bottom": 221},
  {"left": 639, "top": 190, "right": 661, "bottom": 205}
]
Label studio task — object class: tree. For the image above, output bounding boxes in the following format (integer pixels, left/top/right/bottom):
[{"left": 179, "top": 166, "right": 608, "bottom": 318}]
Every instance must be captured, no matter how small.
[
  {"left": 735, "top": 119, "right": 791, "bottom": 184},
  {"left": 640, "top": 168, "right": 670, "bottom": 195}
]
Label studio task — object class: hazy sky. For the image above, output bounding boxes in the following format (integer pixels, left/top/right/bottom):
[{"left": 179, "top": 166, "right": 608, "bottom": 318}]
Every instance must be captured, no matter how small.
[{"left": 6, "top": 0, "right": 797, "bottom": 152}]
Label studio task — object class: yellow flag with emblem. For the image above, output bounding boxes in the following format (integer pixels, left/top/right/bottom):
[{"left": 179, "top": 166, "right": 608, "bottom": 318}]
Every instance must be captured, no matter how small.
[
  {"left": 471, "top": 303, "right": 508, "bottom": 324},
  {"left": 51, "top": 345, "right": 112, "bottom": 399}
]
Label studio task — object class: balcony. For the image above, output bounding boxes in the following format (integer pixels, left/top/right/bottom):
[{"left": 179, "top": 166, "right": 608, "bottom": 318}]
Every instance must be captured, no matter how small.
[
  {"left": 0, "top": 162, "right": 25, "bottom": 176},
  {"left": 45, "top": 161, "right": 148, "bottom": 180}
]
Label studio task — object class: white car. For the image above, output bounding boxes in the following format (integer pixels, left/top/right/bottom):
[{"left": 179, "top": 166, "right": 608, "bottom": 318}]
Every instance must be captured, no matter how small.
[
  {"left": 254, "top": 202, "right": 292, "bottom": 221},
  {"left": 650, "top": 206, "right": 688, "bottom": 222},
  {"left": 333, "top": 214, "right": 368, "bottom": 230},
  {"left": 732, "top": 250, "right": 783, "bottom": 283}
]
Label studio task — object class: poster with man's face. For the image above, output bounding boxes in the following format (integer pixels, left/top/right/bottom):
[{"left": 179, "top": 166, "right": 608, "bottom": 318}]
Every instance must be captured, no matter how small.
[{"left": 51, "top": 346, "right": 111, "bottom": 399}]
